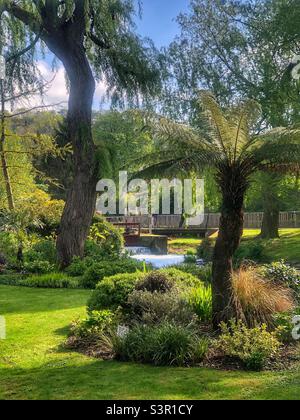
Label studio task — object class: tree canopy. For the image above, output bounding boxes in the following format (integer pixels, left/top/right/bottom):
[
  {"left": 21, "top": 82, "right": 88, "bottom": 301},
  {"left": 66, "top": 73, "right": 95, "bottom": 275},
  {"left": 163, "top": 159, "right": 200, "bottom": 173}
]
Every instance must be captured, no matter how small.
[{"left": 0, "top": 0, "right": 162, "bottom": 105}]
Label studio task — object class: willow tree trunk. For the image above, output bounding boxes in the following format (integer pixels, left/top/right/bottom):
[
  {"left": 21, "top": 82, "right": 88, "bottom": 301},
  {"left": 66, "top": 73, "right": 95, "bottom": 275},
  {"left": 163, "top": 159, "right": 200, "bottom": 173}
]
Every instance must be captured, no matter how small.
[
  {"left": 56, "top": 51, "right": 96, "bottom": 268},
  {"left": 45, "top": 29, "right": 97, "bottom": 268},
  {"left": 212, "top": 170, "right": 246, "bottom": 329}
]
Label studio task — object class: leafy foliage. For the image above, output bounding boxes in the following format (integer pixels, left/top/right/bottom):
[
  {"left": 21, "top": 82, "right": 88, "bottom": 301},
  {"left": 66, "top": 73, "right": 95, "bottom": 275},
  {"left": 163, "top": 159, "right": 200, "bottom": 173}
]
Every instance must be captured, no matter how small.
[
  {"left": 174, "top": 263, "right": 212, "bottom": 284},
  {"left": 1, "top": 0, "right": 161, "bottom": 106},
  {"left": 216, "top": 320, "right": 281, "bottom": 371},
  {"left": 158, "top": 267, "right": 202, "bottom": 288},
  {"left": 185, "top": 285, "right": 212, "bottom": 323},
  {"left": 88, "top": 217, "right": 124, "bottom": 258},
  {"left": 115, "top": 322, "right": 209, "bottom": 367},
  {"left": 70, "top": 310, "right": 116, "bottom": 342},
  {"left": 135, "top": 271, "right": 174, "bottom": 294},
  {"left": 197, "top": 238, "right": 214, "bottom": 262},
  {"left": 234, "top": 241, "right": 268, "bottom": 267},
  {"left": 262, "top": 260, "right": 300, "bottom": 300},
  {"left": 87, "top": 272, "right": 145, "bottom": 311},
  {"left": 126, "top": 289, "right": 197, "bottom": 327},
  {"left": 24, "top": 260, "right": 55, "bottom": 275},
  {"left": 0, "top": 272, "right": 79, "bottom": 289},
  {"left": 81, "top": 257, "right": 145, "bottom": 289}
]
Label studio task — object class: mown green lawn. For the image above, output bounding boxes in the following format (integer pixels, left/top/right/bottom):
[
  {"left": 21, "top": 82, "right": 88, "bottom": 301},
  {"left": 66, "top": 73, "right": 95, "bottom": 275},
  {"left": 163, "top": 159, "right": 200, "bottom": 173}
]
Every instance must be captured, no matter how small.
[
  {"left": 1, "top": 285, "right": 300, "bottom": 400},
  {"left": 169, "top": 229, "right": 300, "bottom": 264},
  {"left": 242, "top": 229, "right": 300, "bottom": 264}
]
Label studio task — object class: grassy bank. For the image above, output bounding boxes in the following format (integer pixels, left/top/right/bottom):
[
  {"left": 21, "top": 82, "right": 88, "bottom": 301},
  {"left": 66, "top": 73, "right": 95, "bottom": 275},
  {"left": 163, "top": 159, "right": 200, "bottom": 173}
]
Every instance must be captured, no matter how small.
[{"left": 169, "top": 229, "right": 300, "bottom": 264}]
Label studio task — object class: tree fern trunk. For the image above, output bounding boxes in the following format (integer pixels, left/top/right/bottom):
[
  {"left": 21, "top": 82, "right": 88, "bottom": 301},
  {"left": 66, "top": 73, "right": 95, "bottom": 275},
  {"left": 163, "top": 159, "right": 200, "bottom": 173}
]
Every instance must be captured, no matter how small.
[{"left": 212, "top": 169, "right": 246, "bottom": 329}]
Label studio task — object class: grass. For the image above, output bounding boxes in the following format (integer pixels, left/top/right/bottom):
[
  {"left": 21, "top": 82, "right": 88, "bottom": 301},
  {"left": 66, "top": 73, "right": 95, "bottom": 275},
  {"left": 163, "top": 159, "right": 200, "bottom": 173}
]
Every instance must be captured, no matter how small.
[
  {"left": 1, "top": 285, "right": 300, "bottom": 400},
  {"left": 169, "top": 229, "right": 300, "bottom": 264},
  {"left": 169, "top": 237, "right": 202, "bottom": 254}
]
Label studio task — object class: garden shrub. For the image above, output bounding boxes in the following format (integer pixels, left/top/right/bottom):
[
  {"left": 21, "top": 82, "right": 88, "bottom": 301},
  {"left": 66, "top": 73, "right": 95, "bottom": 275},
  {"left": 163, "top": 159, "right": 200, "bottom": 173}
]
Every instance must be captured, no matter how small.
[
  {"left": 233, "top": 268, "right": 295, "bottom": 327},
  {"left": 0, "top": 273, "right": 26, "bottom": 286},
  {"left": 184, "top": 252, "right": 197, "bottom": 264},
  {"left": 114, "top": 324, "right": 154, "bottom": 363},
  {"left": 197, "top": 237, "right": 214, "bottom": 262},
  {"left": 24, "top": 260, "right": 55, "bottom": 274},
  {"left": 152, "top": 323, "right": 209, "bottom": 367},
  {"left": 87, "top": 272, "right": 145, "bottom": 311},
  {"left": 81, "top": 258, "right": 146, "bottom": 289},
  {"left": 88, "top": 217, "right": 124, "bottom": 258},
  {"left": 21, "top": 190, "right": 64, "bottom": 236},
  {"left": 135, "top": 271, "right": 173, "bottom": 293},
  {"left": 0, "top": 231, "right": 19, "bottom": 265},
  {"left": 262, "top": 260, "right": 300, "bottom": 299},
  {"left": 26, "top": 239, "right": 57, "bottom": 265},
  {"left": 84, "top": 240, "right": 107, "bottom": 260},
  {"left": 234, "top": 241, "right": 267, "bottom": 267},
  {"left": 115, "top": 323, "right": 209, "bottom": 366},
  {"left": 21, "top": 273, "right": 80, "bottom": 289},
  {"left": 175, "top": 263, "right": 212, "bottom": 284},
  {"left": 66, "top": 257, "right": 93, "bottom": 277},
  {"left": 70, "top": 310, "right": 116, "bottom": 341},
  {"left": 126, "top": 289, "right": 197, "bottom": 326},
  {"left": 185, "top": 285, "right": 212, "bottom": 322},
  {"left": 216, "top": 320, "right": 281, "bottom": 371},
  {"left": 159, "top": 268, "right": 202, "bottom": 288},
  {"left": 273, "top": 307, "right": 300, "bottom": 344}
]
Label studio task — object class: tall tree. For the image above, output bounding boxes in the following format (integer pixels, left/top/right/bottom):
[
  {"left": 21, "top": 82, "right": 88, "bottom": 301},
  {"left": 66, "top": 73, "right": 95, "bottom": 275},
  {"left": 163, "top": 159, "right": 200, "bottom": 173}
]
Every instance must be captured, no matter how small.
[
  {"left": 1, "top": 0, "right": 160, "bottom": 267},
  {"left": 138, "top": 92, "right": 300, "bottom": 326}
]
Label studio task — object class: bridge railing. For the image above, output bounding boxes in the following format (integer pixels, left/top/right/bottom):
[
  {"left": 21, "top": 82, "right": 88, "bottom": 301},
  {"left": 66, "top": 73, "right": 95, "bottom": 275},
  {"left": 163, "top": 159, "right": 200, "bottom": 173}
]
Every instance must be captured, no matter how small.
[{"left": 106, "top": 212, "right": 300, "bottom": 229}]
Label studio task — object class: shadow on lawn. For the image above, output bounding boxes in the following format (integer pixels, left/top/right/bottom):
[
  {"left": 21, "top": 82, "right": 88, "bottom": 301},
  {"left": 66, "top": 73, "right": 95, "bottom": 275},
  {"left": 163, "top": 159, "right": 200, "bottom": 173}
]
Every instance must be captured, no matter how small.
[{"left": 0, "top": 359, "right": 270, "bottom": 400}]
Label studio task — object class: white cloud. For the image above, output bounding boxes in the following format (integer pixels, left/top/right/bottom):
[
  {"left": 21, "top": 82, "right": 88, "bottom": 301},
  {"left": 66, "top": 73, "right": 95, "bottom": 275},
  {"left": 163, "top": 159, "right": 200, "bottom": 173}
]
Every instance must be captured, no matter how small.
[
  {"left": 15, "top": 60, "right": 108, "bottom": 111},
  {"left": 38, "top": 61, "right": 68, "bottom": 105}
]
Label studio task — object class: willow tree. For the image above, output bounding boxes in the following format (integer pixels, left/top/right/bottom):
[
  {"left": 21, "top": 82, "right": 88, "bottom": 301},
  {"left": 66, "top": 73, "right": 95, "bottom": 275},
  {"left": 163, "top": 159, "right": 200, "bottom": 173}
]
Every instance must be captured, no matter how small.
[
  {"left": 138, "top": 92, "right": 300, "bottom": 326},
  {"left": 0, "top": 0, "right": 160, "bottom": 266}
]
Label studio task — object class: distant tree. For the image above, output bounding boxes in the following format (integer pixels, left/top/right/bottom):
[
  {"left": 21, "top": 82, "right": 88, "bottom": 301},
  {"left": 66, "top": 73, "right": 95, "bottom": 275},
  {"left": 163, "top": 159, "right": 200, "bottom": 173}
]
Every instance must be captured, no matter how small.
[{"left": 93, "top": 111, "right": 155, "bottom": 178}]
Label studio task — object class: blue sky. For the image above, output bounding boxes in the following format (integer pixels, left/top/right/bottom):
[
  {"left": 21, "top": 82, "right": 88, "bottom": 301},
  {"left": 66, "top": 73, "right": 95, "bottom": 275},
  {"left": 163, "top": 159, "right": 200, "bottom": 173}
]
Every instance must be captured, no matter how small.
[
  {"left": 135, "top": 0, "right": 189, "bottom": 47},
  {"left": 32, "top": 1, "right": 190, "bottom": 109}
]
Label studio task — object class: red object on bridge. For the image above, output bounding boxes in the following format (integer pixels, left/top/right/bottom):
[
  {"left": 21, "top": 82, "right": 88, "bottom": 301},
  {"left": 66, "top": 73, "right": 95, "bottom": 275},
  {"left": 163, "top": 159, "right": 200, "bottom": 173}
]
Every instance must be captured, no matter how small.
[{"left": 109, "top": 222, "right": 141, "bottom": 246}]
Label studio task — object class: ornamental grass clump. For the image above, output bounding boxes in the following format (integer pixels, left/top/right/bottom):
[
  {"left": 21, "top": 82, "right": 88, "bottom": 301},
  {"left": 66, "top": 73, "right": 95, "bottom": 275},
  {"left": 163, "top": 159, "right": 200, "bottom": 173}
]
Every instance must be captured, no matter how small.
[
  {"left": 115, "top": 322, "right": 209, "bottom": 367},
  {"left": 233, "top": 268, "right": 294, "bottom": 327}
]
